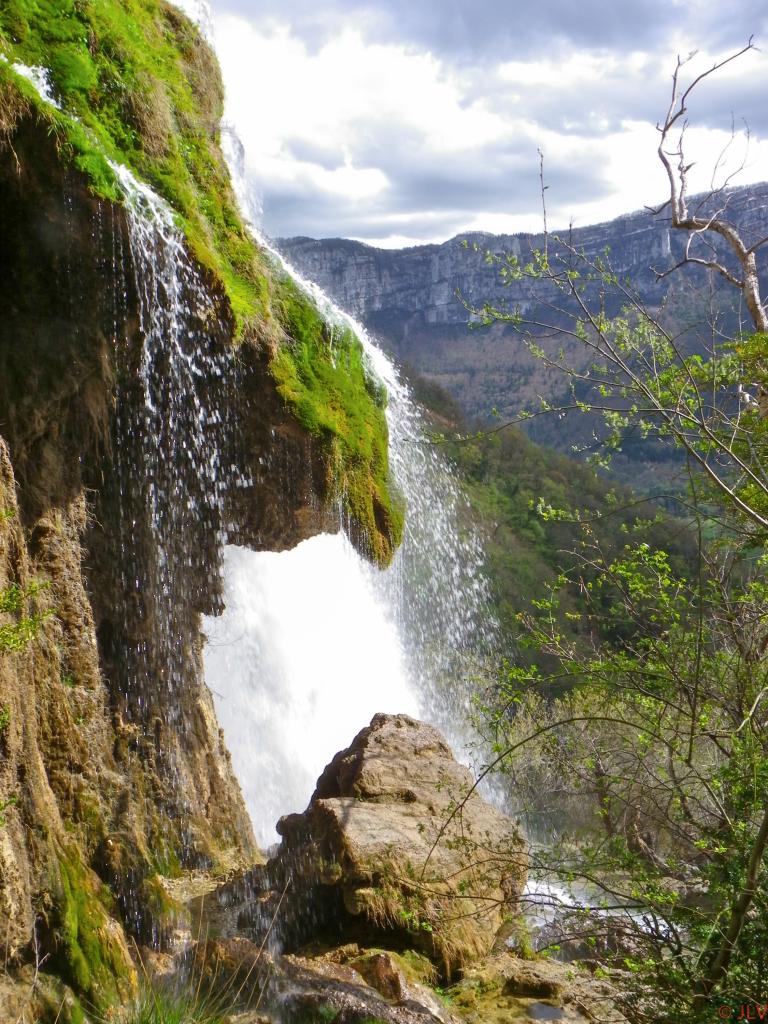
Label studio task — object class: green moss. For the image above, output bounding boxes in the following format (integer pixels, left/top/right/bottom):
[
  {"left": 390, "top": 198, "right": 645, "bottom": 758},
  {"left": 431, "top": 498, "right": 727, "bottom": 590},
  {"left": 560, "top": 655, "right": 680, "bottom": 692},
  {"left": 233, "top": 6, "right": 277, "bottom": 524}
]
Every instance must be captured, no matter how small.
[
  {"left": 139, "top": 874, "right": 188, "bottom": 946},
  {"left": 272, "top": 276, "right": 404, "bottom": 565},
  {"left": 140, "top": 873, "right": 178, "bottom": 916},
  {"left": 391, "top": 949, "right": 439, "bottom": 986},
  {"left": 30, "top": 976, "right": 87, "bottom": 1024},
  {"left": 349, "top": 947, "right": 439, "bottom": 992},
  {"left": 52, "top": 846, "right": 135, "bottom": 1009},
  {"left": 71, "top": 789, "right": 108, "bottom": 847},
  {"left": 302, "top": 1004, "right": 340, "bottom": 1024},
  {"left": 0, "top": 580, "right": 52, "bottom": 651},
  {"left": 0, "top": 0, "right": 270, "bottom": 326},
  {"left": 0, "top": 0, "right": 401, "bottom": 563},
  {"left": 149, "top": 839, "right": 183, "bottom": 880}
]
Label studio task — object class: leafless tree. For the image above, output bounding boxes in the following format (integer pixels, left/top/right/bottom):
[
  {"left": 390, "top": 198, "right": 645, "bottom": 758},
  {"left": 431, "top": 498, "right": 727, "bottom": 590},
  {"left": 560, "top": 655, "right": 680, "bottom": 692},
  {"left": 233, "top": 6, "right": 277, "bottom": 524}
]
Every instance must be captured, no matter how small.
[{"left": 650, "top": 39, "right": 768, "bottom": 336}]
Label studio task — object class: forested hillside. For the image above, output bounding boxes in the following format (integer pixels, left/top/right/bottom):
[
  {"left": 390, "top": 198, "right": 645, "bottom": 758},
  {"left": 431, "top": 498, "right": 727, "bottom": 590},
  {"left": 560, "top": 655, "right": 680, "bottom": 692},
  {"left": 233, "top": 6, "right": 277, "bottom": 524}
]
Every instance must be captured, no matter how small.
[{"left": 410, "top": 376, "right": 696, "bottom": 680}]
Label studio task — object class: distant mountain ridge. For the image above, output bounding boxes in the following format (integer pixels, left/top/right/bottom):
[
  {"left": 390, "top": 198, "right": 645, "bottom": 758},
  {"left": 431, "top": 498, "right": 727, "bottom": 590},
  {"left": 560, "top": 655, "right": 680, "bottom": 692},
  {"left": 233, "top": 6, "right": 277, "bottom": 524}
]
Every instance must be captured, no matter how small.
[{"left": 278, "top": 182, "right": 768, "bottom": 485}]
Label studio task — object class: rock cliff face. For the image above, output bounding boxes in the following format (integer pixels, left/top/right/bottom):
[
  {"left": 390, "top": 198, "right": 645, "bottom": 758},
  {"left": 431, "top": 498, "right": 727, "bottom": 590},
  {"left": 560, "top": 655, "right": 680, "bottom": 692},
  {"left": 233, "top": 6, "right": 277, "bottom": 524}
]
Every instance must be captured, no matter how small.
[
  {"left": 279, "top": 183, "right": 768, "bottom": 461},
  {"left": 0, "top": 0, "right": 401, "bottom": 567},
  {"left": 0, "top": 2, "right": 402, "bottom": 1019},
  {"left": 0, "top": 106, "right": 337, "bottom": 1023}
]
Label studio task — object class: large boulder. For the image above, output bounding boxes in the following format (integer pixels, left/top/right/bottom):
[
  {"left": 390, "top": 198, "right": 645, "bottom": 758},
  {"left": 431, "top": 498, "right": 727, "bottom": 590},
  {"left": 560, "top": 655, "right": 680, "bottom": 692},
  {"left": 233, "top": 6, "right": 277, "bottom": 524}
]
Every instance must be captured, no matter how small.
[{"left": 275, "top": 714, "right": 527, "bottom": 975}]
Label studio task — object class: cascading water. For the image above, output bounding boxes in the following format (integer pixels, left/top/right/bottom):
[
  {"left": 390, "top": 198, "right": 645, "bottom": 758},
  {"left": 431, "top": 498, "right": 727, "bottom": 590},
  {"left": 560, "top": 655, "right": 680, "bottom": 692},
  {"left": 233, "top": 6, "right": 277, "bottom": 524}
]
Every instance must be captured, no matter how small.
[
  {"left": 0, "top": 57, "right": 61, "bottom": 107},
  {"left": 96, "top": 0, "right": 503, "bottom": 856},
  {"left": 202, "top": 119, "right": 501, "bottom": 847},
  {"left": 201, "top": 284, "right": 501, "bottom": 846},
  {"left": 108, "top": 160, "right": 234, "bottom": 714},
  {"left": 202, "top": 537, "right": 418, "bottom": 847},
  {"left": 368, "top": 345, "right": 501, "bottom": 741}
]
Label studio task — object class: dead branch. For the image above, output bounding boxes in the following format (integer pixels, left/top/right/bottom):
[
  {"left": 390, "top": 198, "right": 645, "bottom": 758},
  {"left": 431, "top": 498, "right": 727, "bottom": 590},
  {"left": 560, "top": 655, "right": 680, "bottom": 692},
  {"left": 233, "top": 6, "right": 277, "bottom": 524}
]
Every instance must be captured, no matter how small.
[{"left": 654, "top": 40, "right": 767, "bottom": 333}]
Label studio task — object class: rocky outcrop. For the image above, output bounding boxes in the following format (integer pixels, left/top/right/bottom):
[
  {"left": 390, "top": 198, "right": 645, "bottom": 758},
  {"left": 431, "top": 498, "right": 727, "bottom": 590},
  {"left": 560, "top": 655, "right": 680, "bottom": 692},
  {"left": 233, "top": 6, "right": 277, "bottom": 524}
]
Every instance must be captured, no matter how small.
[
  {"left": 201, "top": 940, "right": 458, "bottom": 1024},
  {"left": 170, "top": 937, "right": 625, "bottom": 1024},
  {"left": 451, "top": 952, "right": 627, "bottom": 1023},
  {"left": 207, "top": 715, "right": 526, "bottom": 979},
  {"left": 135, "top": 710, "right": 559, "bottom": 1023},
  {"left": 280, "top": 183, "right": 768, "bottom": 354},
  {"left": 278, "top": 714, "right": 526, "bottom": 974},
  {"left": 0, "top": 441, "right": 139, "bottom": 1014},
  {"left": 117, "top": 718, "right": 619, "bottom": 1024},
  {"left": 0, "top": 13, "right": 401, "bottom": 566}
]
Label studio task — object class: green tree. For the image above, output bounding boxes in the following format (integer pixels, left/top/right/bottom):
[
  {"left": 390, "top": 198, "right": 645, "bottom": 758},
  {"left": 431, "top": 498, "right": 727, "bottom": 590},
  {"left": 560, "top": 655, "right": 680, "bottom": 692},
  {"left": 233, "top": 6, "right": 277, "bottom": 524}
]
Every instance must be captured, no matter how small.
[{"left": 460, "top": 43, "right": 768, "bottom": 1021}]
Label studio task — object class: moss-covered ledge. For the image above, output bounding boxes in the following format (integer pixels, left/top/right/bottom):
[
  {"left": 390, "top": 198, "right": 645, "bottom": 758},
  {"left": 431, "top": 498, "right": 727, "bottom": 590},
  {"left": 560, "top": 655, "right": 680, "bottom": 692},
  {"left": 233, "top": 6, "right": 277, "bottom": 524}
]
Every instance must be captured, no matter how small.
[
  {"left": 273, "top": 279, "right": 404, "bottom": 565},
  {"left": 0, "top": 0, "right": 402, "bottom": 564}
]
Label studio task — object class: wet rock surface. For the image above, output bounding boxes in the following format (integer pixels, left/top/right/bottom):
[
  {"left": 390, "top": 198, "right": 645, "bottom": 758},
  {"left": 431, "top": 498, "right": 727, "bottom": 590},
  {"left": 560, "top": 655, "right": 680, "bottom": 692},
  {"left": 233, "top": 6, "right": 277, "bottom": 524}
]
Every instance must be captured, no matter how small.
[
  {"left": 208, "top": 714, "right": 527, "bottom": 976},
  {"left": 139, "top": 714, "right": 624, "bottom": 1024},
  {"left": 187, "top": 718, "right": 625, "bottom": 1024},
  {"left": 451, "top": 953, "right": 627, "bottom": 1024},
  {"left": 186, "top": 939, "right": 626, "bottom": 1024},
  {"left": 0, "top": 111, "right": 374, "bottom": 1017},
  {"left": 193, "top": 938, "right": 453, "bottom": 1024}
]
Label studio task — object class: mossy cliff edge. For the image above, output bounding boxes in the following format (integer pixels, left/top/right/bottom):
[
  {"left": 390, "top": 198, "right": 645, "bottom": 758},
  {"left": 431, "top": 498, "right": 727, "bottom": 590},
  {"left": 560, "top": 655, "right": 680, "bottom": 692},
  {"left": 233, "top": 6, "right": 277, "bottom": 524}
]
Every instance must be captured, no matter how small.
[
  {"left": 0, "top": 0, "right": 402, "bottom": 564},
  {"left": 0, "top": 1, "right": 402, "bottom": 1020}
]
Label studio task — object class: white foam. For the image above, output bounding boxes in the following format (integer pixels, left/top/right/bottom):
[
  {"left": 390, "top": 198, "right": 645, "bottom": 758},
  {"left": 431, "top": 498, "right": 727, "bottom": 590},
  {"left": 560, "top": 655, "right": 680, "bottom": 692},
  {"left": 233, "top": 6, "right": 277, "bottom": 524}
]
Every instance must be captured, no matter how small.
[
  {"left": 2, "top": 57, "right": 61, "bottom": 108},
  {"left": 203, "top": 536, "right": 417, "bottom": 847}
]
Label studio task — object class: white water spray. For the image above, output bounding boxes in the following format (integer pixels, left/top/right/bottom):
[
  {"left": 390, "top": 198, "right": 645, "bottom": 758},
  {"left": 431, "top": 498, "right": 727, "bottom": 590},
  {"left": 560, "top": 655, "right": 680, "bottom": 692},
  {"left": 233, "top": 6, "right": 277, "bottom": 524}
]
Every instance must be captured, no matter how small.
[
  {"left": 109, "top": 159, "right": 232, "bottom": 708},
  {"left": 200, "top": 124, "right": 499, "bottom": 844},
  {"left": 0, "top": 56, "right": 61, "bottom": 108},
  {"left": 203, "top": 536, "right": 417, "bottom": 848}
]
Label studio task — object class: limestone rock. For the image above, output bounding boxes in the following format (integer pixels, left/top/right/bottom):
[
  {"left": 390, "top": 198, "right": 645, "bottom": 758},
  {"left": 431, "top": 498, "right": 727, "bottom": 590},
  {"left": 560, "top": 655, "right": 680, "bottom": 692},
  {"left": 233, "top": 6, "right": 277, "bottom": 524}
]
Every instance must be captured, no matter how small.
[
  {"left": 345, "top": 950, "right": 455, "bottom": 1024},
  {"left": 200, "top": 938, "right": 454, "bottom": 1024},
  {"left": 453, "top": 953, "right": 628, "bottom": 1024},
  {"left": 275, "top": 714, "right": 527, "bottom": 975},
  {"left": 276, "top": 953, "right": 451, "bottom": 1024},
  {"left": 198, "top": 940, "right": 626, "bottom": 1024},
  {"left": 500, "top": 959, "right": 567, "bottom": 1001}
]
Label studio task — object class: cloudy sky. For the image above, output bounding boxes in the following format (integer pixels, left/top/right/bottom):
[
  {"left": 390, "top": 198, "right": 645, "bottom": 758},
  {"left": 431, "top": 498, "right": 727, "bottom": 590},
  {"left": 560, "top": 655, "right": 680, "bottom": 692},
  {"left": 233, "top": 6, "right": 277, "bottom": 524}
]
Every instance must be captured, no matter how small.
[{"left": 201, "top": 0, "right": 768, "bottom": 247}]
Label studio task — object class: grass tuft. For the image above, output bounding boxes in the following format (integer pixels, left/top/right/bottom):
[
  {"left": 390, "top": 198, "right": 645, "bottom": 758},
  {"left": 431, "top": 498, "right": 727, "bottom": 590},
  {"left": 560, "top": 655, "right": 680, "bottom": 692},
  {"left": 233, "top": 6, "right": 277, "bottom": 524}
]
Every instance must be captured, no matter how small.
[{"left": 118, "top": 982, "right": 231, "bottom": 1024}]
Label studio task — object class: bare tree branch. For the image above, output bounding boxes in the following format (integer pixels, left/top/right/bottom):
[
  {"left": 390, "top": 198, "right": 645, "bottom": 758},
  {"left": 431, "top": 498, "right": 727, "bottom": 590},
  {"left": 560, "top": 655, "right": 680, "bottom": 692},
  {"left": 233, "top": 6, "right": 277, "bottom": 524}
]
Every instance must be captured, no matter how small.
[{"left": 654, "top": 40, "right": 767, "bottom": 334}]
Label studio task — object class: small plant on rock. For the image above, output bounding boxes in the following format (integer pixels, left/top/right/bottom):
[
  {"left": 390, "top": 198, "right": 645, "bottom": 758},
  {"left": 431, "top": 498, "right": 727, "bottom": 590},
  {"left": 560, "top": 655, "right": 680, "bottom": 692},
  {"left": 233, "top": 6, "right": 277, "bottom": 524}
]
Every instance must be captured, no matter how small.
[{"left": 116, "top": 982, "right": 230, "bottom": 1024}]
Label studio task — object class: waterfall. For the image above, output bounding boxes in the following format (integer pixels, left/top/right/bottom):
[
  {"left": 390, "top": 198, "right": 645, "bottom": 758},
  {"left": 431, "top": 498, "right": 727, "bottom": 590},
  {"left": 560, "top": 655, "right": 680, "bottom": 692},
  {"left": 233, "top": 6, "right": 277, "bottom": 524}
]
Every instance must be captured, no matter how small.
[
  {"left": 202, "top": 537, "right": 418, "bottom": 847},
  {"left": 369, "top": 346, "right": 500, "bottom": 740},
  {"left": 200, "top": 288, "right": 499, "bottom": 846},
  {"left": 109, "top": 160, "right": 233, "bottom": 716},
  {"left": 97, "top": 0, "right": 500, "bottom": 852},
  {"left": 0, "top": 57, "right": 61, "bottom": 108},
  {"left": 199, "top": 152, "right": 499, "bottom": 847}
]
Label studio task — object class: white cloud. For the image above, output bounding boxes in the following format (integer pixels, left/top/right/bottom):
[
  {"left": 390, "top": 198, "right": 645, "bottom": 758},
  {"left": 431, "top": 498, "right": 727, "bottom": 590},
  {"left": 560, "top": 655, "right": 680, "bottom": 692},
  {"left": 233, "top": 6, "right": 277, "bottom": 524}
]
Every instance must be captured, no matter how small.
[
  {"left": 213, "top": 8, "right": 768, "bottom": 245},
  {"left": 216, "top": 17, "right": 507, "bottom": 159}
]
